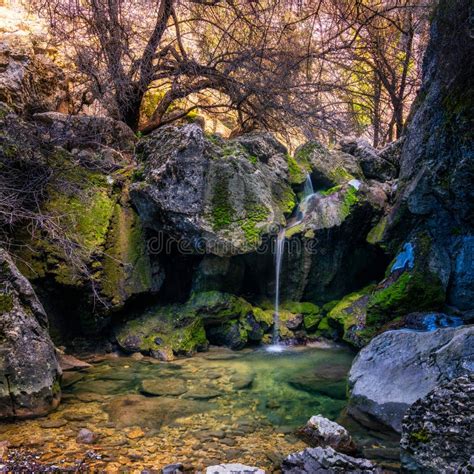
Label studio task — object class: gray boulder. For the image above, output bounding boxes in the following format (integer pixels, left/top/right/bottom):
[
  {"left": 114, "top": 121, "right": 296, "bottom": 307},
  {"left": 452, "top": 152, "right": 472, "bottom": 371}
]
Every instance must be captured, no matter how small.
[
  {"left": 282, "top": 446, "right": 381, "bottom": 473},
  {"left": 278, "top": 180, "right": 389, "bottom": 304},
  {"left": 295, "top": 141, "right": 364, "bottom": 188},
  {"left": 131, "top": 125, "right": 296, "bottom": 256},
  {"left": 339, "top": 138, "right": 398, "bottom": 181},
  {"left": 400, "top": 374, "right": 474, "bottom": 473},
  {"left": 298, "top": 415, "right": 355, "bottom": 453},
  {"left": 348, "top": 326, "right": 474, "bottom": 432},
  {"left": 0, "top": 26, "right": 68, "bottom": 115},
  {"left": 0, "top": 249, "right": 61, "bottom": 419},
  {"left": 33, "top": 112, "right": 136, "bottom": 153}
]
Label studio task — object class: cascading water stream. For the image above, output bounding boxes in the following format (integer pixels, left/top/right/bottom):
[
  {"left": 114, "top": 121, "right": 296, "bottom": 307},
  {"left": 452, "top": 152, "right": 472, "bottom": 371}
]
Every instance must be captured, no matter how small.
[
  {"left": 303, "top": 172, "right": 314, "bottom": 197},
  {"left": 268, "top": 173, "right": 316, "bottom": 352},
  {"left": 272, "top": 228, "right": 286, "bottom": 347}
]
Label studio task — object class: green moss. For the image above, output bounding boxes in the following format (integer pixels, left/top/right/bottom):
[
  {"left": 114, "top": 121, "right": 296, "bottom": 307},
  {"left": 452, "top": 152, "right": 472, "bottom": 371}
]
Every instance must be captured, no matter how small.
[
  {"left": 409, "top": 428, "right": 430, "bottom": 444},
  {"left": 101, "top": 204, "right": 152, "bottom": 306},
  {"left": 240, "top": 203, "right": 270, "bottom": 245},
  {"left": 317, "top": 317, "right": 331, "bottom": 331},
  {"left": 330, "top": 166, "right": 354, "bottom": 184},
  {"left": 295, "top": 142, "right": 321, "bottom": 167},
  {"left": 328, "top": 288, "right": 372, "bottom": 333},
  {"left": 322, "top": 300, "right": 339, "bottom": 315},
  {"left": 0, "top": 292, "right": 14, "bottom": 314},
  {"left": 189, "top": 291, "right": 253, "bottom": 320},
  {"left": 211, "top": 177, "right": 234, "bottom": 230},
  {"left": 366, "top": 271, "right": 444, "bottom": 327},
  {"left": 287, "top": 154, "right": 306, "bottom": 184},
  {"left": 367, "top": 216, "right": 387, "bottom": 245},
  {"left": 252, "top": 307, "right": 274, "bottom": 327},
  {"left": 285, "top": 223, "right": 304, "bottom": 238},
  {"left": 321, "top": 185, "right": 342, "bottom": 196},
  {"left": 117, "top": 305, "right": 208, "bottom": 356},
  {"left": 277, "top": 185, "right": 297, "bottom": 215},
  {"left": 340, "top": 185, "right": 359, "bottom": 218},
  {"left": 282, "top": 301, "right": 320, "bottom": 315}
]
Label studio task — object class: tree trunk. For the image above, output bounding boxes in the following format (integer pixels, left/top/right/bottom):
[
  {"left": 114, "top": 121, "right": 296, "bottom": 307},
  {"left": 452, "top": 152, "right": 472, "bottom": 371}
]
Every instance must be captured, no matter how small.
[{"left": 373, "top": 74, "right": 382, "bottom": 148}]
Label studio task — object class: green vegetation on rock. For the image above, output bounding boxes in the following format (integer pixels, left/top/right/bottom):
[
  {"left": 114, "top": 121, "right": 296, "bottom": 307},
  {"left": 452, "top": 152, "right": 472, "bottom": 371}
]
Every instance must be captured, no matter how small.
[
  {"left": 287, "top": 153, "right": 306, "bottom": 184},
  {"left": 366, "top": 216, "right": 387, "bottom": 245},
  {"left": 211, "top": 177, "right": 234, "bottom": 230},
  {"left": 340, "top": 185, "right": 359, "bottom": 218},
  {"left": 0, "top": 292, "right": 14, "bottom": 314},
  {"left": 240, "top": 203, "right": 270, "bottom": 246},
  {"left": 326, "top": 287, "right": 373, "bottom": 346}
]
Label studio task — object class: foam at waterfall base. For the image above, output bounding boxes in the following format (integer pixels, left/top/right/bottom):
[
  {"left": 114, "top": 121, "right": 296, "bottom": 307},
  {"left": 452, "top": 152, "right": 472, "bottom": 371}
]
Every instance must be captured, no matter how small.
[{"left": 266, "top": 344, "right": 285, "bottom": 353}]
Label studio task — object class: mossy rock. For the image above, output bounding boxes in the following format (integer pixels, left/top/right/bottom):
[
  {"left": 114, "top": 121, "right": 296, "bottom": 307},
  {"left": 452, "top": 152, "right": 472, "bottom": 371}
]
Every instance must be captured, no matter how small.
[
  {"left": 188, "top": 291, "right": 254, "bottom": 322},
  {"left": 101, "top": 200, "right": 154, "bottom": 307},
  {"left": 14, "top": 153, "right": 154, "bottom": 319},
  {"left": 133, "top": 125, "right": 298, "bottom": 257},
  {"left": 326, "top": 287, "right": 374, "bottom": 347},
  {"left": 281, "top": 301, "right": 321, "bottom": 331},
  {"left": 366, "top": 236, "right": 445, "bottom": 328},
  {"left": 115, "top": 305, "right": 208, "bottom": 358},
  {"left": 206, "top": 319, "right": 249, "bottom": 350},
  {"left": 366, "top": 216, "right": 388, "bottom": 245}
]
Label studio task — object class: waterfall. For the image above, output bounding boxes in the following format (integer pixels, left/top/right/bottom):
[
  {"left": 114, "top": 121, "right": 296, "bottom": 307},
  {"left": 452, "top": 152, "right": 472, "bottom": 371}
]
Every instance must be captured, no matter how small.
[
  {"left": 303, "top": 173, "right": 314, "bottom": 197},
  {"left": 268, "top": 172, "right": 315, "bottom": 352},
  {"left": 272, "top": 228, "right": 286, "bottom": 346}
]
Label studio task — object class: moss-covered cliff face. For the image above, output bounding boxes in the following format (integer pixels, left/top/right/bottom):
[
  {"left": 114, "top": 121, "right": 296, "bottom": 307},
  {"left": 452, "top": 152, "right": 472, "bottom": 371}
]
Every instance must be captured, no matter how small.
[
  {"left": 385, "top": 0, "right": 474, "bottom": 311},
  {"left": 1, "top": 109, "right": 158, "bottom": 334},
  {"left": 115, "top": 290, "right": 326, "bottom": 358}
]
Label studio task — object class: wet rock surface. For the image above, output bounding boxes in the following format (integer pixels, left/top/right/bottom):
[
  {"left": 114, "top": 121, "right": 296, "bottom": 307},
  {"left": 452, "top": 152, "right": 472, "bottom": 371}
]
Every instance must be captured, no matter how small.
[
  {"left": 348, "top": 325, "right": 474, "bottom": 432},
  {"left": 282, "top": 446, "right": 381, "bottom": 473},
  {"left": 298, "top": 415, "right": 355, "bottom": 453},
  {"left": 400, "top": 374, "right": 474, "bottom": 473},
  {"left": 0, "top": 249, "right": 61, "bottom": 419},
  {"left": 141, "top": 378, "right": 188, "bottom": 397}
]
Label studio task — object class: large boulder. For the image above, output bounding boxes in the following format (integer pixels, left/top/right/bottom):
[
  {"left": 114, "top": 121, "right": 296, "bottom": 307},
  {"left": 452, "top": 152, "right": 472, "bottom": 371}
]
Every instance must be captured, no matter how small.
[
  {"left": 297, "top": 415, "right": 355, "bottom": 454},
  {"left": 348, "top": 325, "right": 474, "bottom": 432},
  {"left": 115, "top": 304, "right": 209, "bottom": 360},
  {"left": 400, "top": 374, "right": 474, "bottom": 472},
  {"left": 338, "top": 138, "right": 398, "bottom": 181},
  {"left": 385, "top": 0, "right": 474, "bottom": 311},
  {"left": 0, "top": 15, "right": 68, "bottom": 115},
  {"left": 131, "top": 125, "right": 296, "bottom": 256},
  {"left": 282, "top": 447, "right": 381, "bottom": 474},
  {"left": 277, "top": 180, "right": 389, "bottom": 304},
  {"left": 364, "top": 235, "right": 446, "bottom": 331},
  {"left": 1, "top": 109, "right": 158, "bottom": 333},
  {"left": 33, "top": 112, "right": 136, "bottom": 154},
  {"left": 293, "top": 141, "right": 364, "bottom": 188},
  {"left": 0, "top": 249, "right": 61, "bottom": 418}
]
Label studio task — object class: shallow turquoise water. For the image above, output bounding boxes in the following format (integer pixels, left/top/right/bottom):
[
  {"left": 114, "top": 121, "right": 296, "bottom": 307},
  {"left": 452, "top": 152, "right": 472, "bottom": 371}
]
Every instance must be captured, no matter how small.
[
  {"left": 2, "top": 344, "right": 399, "bottom": 470},
  {"left": 66, "top": 344, "right": 355, "bottom": 429}
]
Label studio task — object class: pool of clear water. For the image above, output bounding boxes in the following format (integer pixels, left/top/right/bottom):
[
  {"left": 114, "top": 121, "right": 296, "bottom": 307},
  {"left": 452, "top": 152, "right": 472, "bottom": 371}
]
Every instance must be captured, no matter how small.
[{"left": 0, "top": 345, "right": 399, "bottom": 471}]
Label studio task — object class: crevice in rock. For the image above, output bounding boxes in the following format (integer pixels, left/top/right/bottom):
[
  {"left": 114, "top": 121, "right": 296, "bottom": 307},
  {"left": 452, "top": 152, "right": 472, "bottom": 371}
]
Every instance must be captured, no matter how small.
[{"left": 4, "top": 374, "right": 16, "bottom": 416}]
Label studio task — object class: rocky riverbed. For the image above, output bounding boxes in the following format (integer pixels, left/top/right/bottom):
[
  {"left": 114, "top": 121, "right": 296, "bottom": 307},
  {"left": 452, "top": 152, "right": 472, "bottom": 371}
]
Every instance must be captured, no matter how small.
[{"left": 0, "top": 346, "right": 399, "bottom": 472}]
